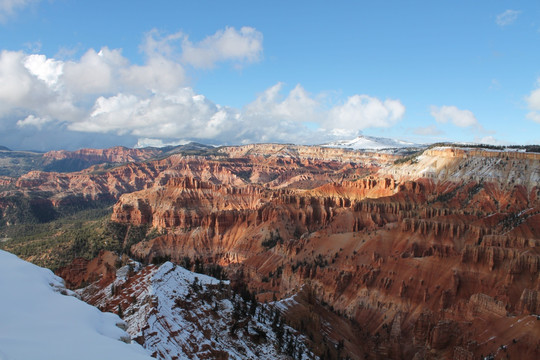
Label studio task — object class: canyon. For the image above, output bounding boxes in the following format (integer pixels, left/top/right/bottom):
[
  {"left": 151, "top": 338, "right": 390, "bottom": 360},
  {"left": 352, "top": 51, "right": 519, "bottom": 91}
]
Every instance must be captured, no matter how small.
[{"left": 1, "top": 143, "right": 539, "bottom": 359}]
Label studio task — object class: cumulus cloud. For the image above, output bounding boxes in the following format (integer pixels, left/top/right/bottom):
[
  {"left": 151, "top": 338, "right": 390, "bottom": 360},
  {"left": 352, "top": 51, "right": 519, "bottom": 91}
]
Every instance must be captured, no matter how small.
[
  {"left": 0, "top": 0, "right": 37, "bottom": 22},
  {"left": 527, "top": 112, "right": 540, "bottom": 123},
  {"left": 69, "top": 88, "right": 241, "bottom": 140},
  {"left": 527, "top": 89, "right": 540, "bottom": 111},
  {"left": 243, "top": 83, "right": 321, "bottom": 124},
  {"left": 0, "top": 50, "right": 79, "bottom": 121},
  {"left": 141, "top": 30, "right": 184, "bottom": 59},
  {"left": 430, "top": 105, "right": 478, "bottom": 127},
  {"left": 120, "top": 56, "right": 186, "bottom": 94},
  {"left": 16, "top": 114, "right": 50, "bottom": 129},
  {"left": 526, "top": 81, "right": 540, "bottom": 123},
  {"left": 181, "top": 26, "right": 263, "bottom": 68},
  {"left": 63, "top": 48, "right": 126, "bottom": 95},
  {"left": 23, "top": 54, "right": 63, "bottom": 88},
  {"left": 496, "top": 9, "right": 520, "bottom": 26},
  {"left": 474, "top": 135, "right": 506, "bottom": 146},
  {"left": 138, "top": 27, "right": 263, "bottom": 70},
  {"left": 327, "top": 95, "right": 405, "bottom": 137}
]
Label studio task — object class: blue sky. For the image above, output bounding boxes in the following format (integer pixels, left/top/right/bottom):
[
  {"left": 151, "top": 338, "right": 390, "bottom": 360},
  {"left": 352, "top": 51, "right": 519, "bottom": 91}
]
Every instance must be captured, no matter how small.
[{"left": 1, "top": 0, "right": 539, "bottom": 150}]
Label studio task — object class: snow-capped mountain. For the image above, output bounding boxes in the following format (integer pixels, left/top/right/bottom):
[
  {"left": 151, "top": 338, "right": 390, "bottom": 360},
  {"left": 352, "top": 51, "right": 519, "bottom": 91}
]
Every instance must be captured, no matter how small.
[
  {"left": 0, "top": 250, "right": 152, "bottom": 360},
  {"left": 322, "top": 135, "right": 420, "bottom": 150}
]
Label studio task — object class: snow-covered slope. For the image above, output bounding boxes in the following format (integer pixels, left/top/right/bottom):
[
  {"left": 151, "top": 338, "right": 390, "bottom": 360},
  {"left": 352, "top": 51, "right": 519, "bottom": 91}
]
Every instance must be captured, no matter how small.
[
  {"left": 322, "top": 135, "right": 419, "bottom": 150},
  {"left": 0, "top": 250, "right": 152, "bottom": 360},
  {"left": 79, "top": 261, "right": 313, "bottom": 360},
  {"left": 384, "top": 146, "right": 540, "bottom": 188}
]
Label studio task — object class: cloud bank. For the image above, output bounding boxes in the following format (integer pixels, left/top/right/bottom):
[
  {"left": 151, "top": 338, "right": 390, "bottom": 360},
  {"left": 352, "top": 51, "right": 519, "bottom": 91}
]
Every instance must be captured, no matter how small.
[{"left": 0, "top": 27, "right": 405, "bottom": 150}]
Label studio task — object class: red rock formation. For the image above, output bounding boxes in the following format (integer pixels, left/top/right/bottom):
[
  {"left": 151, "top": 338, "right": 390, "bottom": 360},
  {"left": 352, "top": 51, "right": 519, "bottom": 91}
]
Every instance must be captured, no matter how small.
[{"left": 56, "top": 250, "right": 118, "bottom": 289}]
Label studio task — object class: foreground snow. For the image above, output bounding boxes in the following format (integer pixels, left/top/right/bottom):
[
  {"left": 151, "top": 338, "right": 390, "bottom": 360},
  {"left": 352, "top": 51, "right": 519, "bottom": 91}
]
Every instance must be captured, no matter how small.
[{"left": 0, "top": 250, "right": 152, "bottom": 360}]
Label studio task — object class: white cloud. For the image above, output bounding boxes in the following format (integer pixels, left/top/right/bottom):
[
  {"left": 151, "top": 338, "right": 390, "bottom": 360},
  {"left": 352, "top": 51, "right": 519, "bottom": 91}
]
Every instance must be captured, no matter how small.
[
  {"left": 430, "top": 105, "right": 478, "bottom": 127},
  {"left": 0, "top": 0, "right": 37, "bottom": 22},
  {"left": 526, "top": 83, "right": 540, "bottom": 123},
  {"left": 69, "top": 88, "right": 241, "bottom": 140},
  {"left": 527, "top": 112, "right": 540, "bottom": 123},
  {"left": 0, "top": 50, "right": 78, "bottom": 121},
  {"left": 496, "top": 9, "right": 520, "bottom": 27},
  {"left": 141, "top": 29, "right": 183, "bottom": 59},
  {"left": 243, "top": 83, "right": 321, "bottom": 124},
  {"left": 327, "top": 95, "right": 405, "bottom": 136},
  {"left": 139, "top": 26, "right": 263, "bottom": 70},
  {"left": 244, "top": 85, "right": 405, "bottom": 143},
  {"left": 181, "top": 26, "right": 263, "bottom": 68},
  {"left": 474, "top": 135, "right": 506, "bottom": 146},
  {"left": 120, "top": 56, "right": 185, "bottom": 94},
  {"left": 16, "top": 114, "right": 50, "bottom": 129},
  {"left": 24, "top": 54, "right": 63, "bottom": 88},
  {"left": 0, "top": 50, "right": 34, "bottom": 105},
  {"left": 526, "top": 87, "right": 540, "bottom": 111},
  {"left": 63, "top": 48, "right": 127, "bottom": 95}
]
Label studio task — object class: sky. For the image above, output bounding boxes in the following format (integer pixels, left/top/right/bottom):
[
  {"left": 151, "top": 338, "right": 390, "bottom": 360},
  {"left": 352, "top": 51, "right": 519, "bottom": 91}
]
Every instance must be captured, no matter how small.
[{"left": 0, "top": 0, "right": 540, "bottom": 151}]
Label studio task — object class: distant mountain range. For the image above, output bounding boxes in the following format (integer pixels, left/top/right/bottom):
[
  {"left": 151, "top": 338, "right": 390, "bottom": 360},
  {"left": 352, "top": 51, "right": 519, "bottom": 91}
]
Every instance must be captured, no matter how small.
[{"left": 321, "top": 135, "right": 420, "bottom": 150}]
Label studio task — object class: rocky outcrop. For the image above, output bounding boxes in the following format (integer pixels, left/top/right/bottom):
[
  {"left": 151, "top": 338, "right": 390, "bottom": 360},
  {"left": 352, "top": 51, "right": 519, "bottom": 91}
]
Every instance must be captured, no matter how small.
[
  {"left": 467, "top": 293, "right": 507, "bottom": 318},
  {"left": 56, "top": 250, "right": 118, "bottom": 289},
  {"left": 519, "top": 289, "right": 540, "bottom": 314}
]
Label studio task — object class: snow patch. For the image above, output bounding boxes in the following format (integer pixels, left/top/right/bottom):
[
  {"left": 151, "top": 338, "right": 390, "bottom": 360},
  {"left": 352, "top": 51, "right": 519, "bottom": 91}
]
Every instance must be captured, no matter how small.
[{"left": 0, "top": 250, "right": 152, "bottom": 360}]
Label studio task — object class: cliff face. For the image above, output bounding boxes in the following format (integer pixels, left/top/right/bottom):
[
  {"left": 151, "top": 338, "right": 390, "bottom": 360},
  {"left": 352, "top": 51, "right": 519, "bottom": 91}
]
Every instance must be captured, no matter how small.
[
  {"left": 56, "top": 250, "right": 118, "bottom": 289},
  {"left": 107, "top": 146, "right": 540, "bottom": 359}
]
